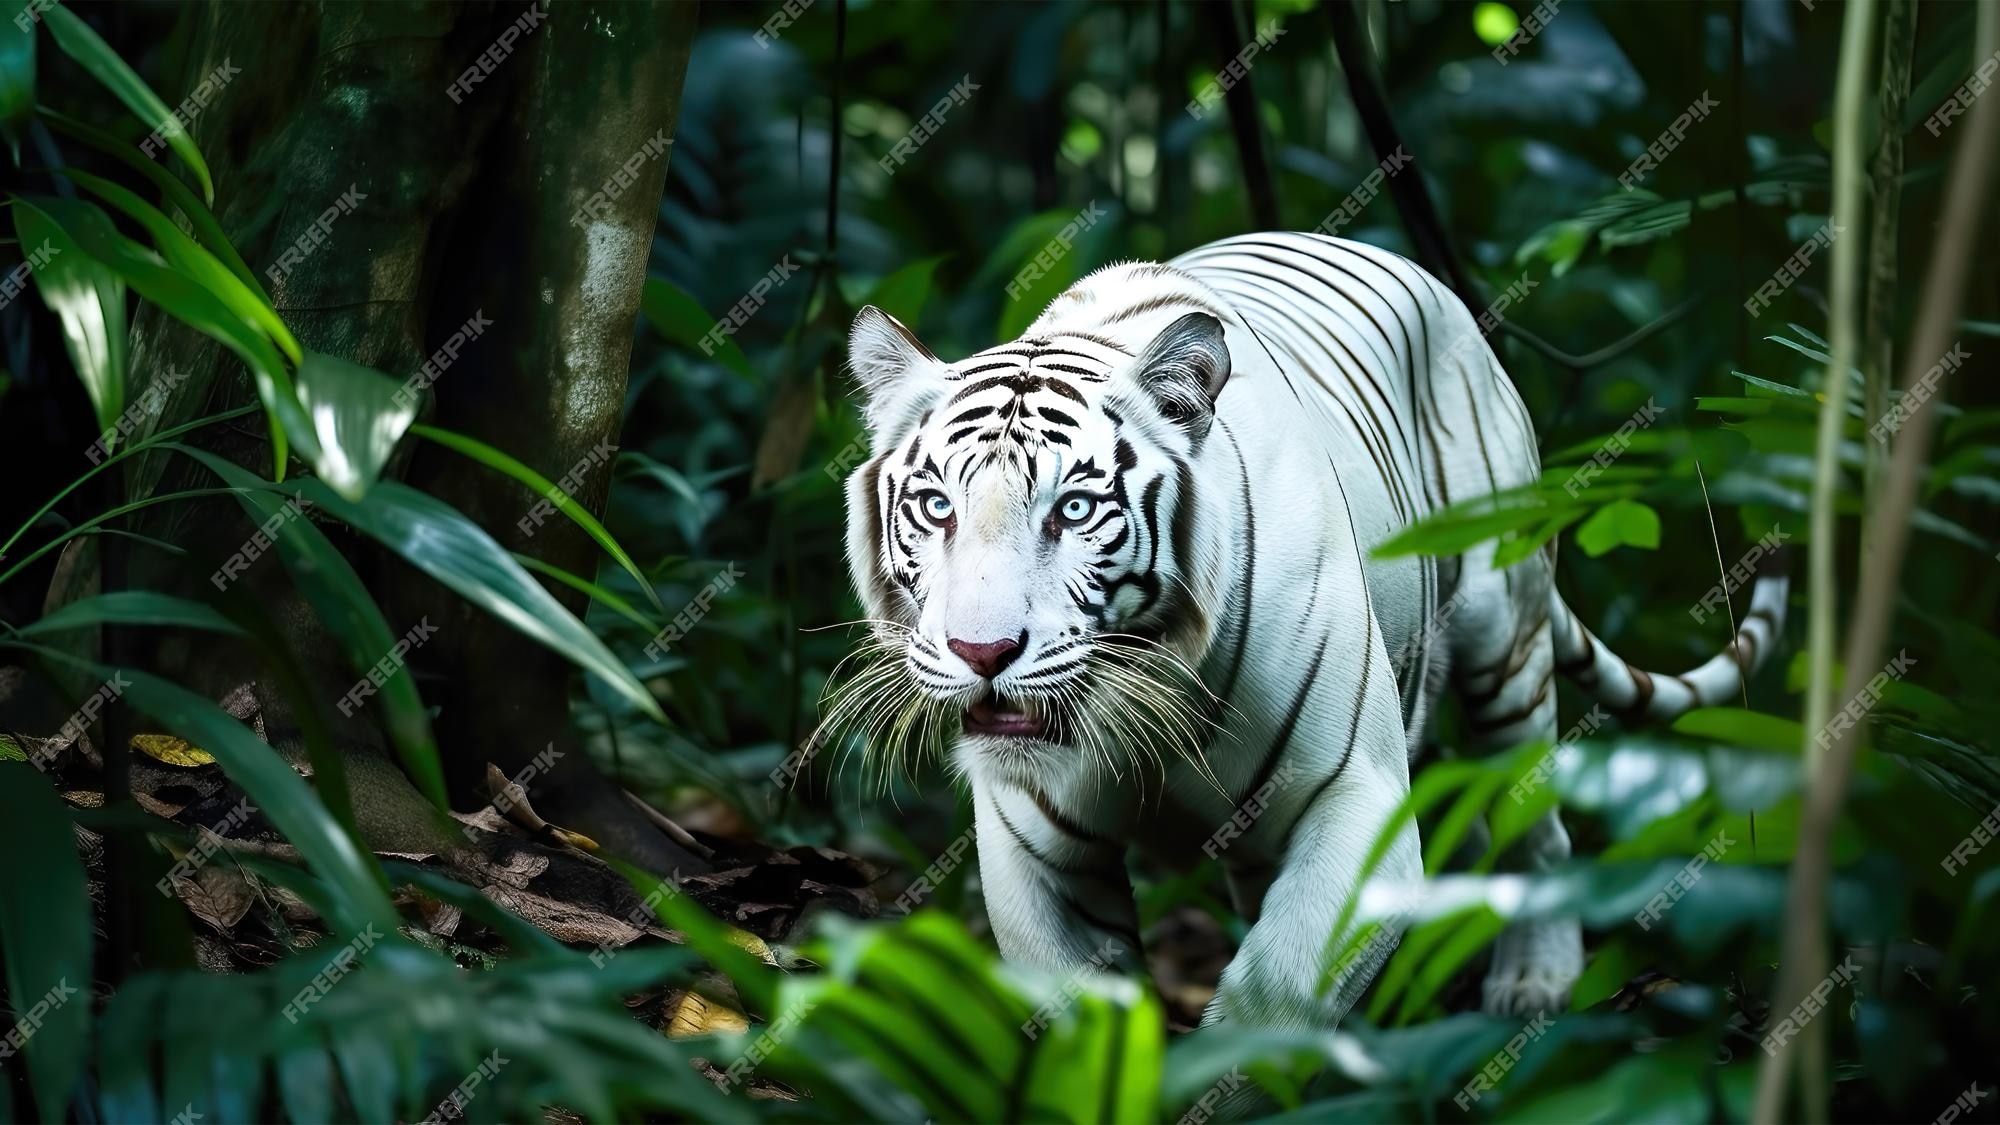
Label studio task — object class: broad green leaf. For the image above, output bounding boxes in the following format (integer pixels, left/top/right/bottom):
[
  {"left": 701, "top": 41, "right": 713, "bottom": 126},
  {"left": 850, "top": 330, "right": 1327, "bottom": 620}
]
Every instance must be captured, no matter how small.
[
  {"left": 991, "top": 205, "right": 1115, "bottom": 341},
  {"left": 293, "top": 352, "right": 418, "bottom": 501},
  {"left": 41, "top": 107, "right": 265, "bottom": 299},
  {"left": 11, "top": 590, "right": 242, "bottom": 639},
  {"left": 1672, "top": 707, "right": 1804, "bottom": 754},
  {"left": 1574, "top": 499, "right": 1661, "bottom": 557},
  {"left": 1491, "top": 509, "right": 1585, "bottom": 569},
  {"left": 1500, "top": 1043, "right": 1709, "bottom": 1123},
  {"left": 1348, "top": 860, "right": 1872, "bottom": 959},
  {"left": 98, "top": 973, "right": 171, "bottom": 1123},
  {"left": 16, "top": 195, "right": 309, "bottom": 477},
  {"left": 165, "top": 444, "right": 447, "bottom": 811},
  {"left": 0, "top": 763, "right": 94, "bottom": 1121},
  {"left": 63, "top": 167, "right": 301, "bottom": 365},
  {"left": 1389, "top": 909, "right": 1508, "bottom": 1024},
  {"left": 413, "top": 423, "right": 665, "bottom": 613},
  {"left": 42, "top": 3, "right": 213, "bottom": 202},
  {"left": 751, "top": 912, "right": 1162, "bottom": 1124},
  {"left": 640, "top": 277, "right": 751, "bottom": 377},
  {"left": 283, "top": 477, "right": 667, "bottom": 724},
  {"left": 512, "top": 553, "right": 661, "bottom": 633},
  {"left": 862, "top": 254, "right": 948, "bottom": 326},
  {"left": 14, "top": 195, "right": 127, "bottom": 442},
  {"left": 1373, "top": 499, "right": 1573, "bottom": 560}
]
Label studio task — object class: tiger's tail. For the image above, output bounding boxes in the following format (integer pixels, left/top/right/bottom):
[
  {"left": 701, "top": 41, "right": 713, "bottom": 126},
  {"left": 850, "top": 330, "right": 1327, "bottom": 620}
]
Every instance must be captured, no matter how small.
[{"left": 1551, "top": 545, "right": 1789, "bottom": 723}]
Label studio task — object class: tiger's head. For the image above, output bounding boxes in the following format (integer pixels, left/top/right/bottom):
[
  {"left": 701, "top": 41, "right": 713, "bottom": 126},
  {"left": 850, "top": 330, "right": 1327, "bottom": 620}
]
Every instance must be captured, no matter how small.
[{"left": 832, "top": 300, "right": 1234, "bottom": 781}]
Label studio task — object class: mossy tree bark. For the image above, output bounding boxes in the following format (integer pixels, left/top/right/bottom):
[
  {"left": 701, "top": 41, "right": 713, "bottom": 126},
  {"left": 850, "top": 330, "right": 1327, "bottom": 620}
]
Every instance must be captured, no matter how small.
[{"left": 123, "top": 0, "right": 705, "bottom": 873}]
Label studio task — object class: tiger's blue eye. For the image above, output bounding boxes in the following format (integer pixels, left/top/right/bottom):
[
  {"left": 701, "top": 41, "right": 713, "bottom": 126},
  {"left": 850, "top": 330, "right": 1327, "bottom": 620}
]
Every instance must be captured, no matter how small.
[
  {"left": 921, "top": 493, "right": 954, "bottom": 524},
  {"left": 1057, "top": 494, "right": 1097, "bottom": 524}
]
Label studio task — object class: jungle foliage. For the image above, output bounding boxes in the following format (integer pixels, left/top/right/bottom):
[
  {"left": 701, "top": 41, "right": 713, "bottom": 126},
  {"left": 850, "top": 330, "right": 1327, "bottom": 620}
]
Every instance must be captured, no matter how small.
[{"left": 1, "top": 0, "right": 1998, "bottom": 1122}]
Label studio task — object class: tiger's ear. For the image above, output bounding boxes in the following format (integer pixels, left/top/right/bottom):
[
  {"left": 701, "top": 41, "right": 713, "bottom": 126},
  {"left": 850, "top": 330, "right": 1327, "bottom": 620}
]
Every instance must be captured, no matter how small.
[
  {"left": 848, "top": 305, "right": 947, "bottom": 434},
  {"left": 1132, "top": 311, "right": 1230, "bottom": 430}
]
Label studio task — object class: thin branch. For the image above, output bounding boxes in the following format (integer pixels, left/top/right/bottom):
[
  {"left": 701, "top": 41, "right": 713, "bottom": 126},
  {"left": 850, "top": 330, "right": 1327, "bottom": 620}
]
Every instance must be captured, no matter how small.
[
  {"left": 1325, "top": 0, "right": 1700, "bottom": 430},
  {"left": 1862, "top": 0, "right": 1917, "bottom": 532},
  {"left": 825, "top": 0, "right": 846, "bottom": 261},
  {"left": 1325, "top": 0, "right": 1478, "bottom": 311},
  {"left": 1754, "top": 2, "right": 2000, "bottom": 1121},
  {"left": 1203, "top": 0, "right": 1280, "bottom": 230},
  {"left": 1507, "top": 291, "right": 1707, "bottom": 372},
  {"left": 1775, "top": 0, "right": 1880, "bottom": 1113}
]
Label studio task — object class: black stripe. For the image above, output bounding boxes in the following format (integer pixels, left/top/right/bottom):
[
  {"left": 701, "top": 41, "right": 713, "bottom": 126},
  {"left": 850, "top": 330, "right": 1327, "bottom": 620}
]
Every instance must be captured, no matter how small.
[
  {"left": 1241, "top": 553, "right": 1330, "bottom": 802},
  {"left": 1289, "top": 612, "right": 1376, "bottom": 848},
  {"left": 1024, "top": 784, "right": 1115, "bottom": 845},
  {"left": 1212, "top": 419, "right": 1256, "bottom": 709},
  {"left": 1057, "top": 888, "right": 1142, "bottom": 951},
  {"left": 991, "top": 793, "right": 1118, "bottom": 879}
]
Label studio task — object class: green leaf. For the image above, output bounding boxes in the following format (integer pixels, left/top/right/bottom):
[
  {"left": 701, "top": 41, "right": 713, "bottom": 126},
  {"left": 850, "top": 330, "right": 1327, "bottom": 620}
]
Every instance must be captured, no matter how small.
[
  {"left": 165, "top": 443, "right": 447, "bottom": 812},
  {"left": 13, "top": 195, "right": 127, "bottom": 442},
  {"left": 755, "top": 912, "right": 1162, "bottom": 1124},
  {"left": 862, "top": 254, "right": 948, "bottom": 326},
  {"left": 412, "top": 423, "right": 665, "bottom": 613},
  {"left": 283, "top": 477, "right": 667, "bottom": 724},
  {"left": 41, "top": 107, "right": 266, "bottom": 299},
  {"left": 0, "top": 0, "right": 32, "bottom": 146},
  {"left": 293, "top": 352, "right": 418, "bottom": 502},
  {"left": 512, "top": 553, "right": 661, "bottom": 633},
  {"left": 640, "top": 278, "right": 751, "bottom": 377},
  {"left": 1671, "top": 707, "right": 1804, "bottom": 754},
  {"left": 15, "top": 195, "right": 309, "bottom": 478},
  {"left": 42, "top": 3, "right": 214, "bottom": 202},
  {"left": 1373, "top": 493, "right": 1575, "bottom": 560},
  {"left": 1491, "top": 509, "right": 1585, "bottom": 569},
  {"left": 0, "top": 763, "right": 94, "bottom": 1121},
  {"left": 991, "top": 205, "right": 1115, "bottom": 341},
  {"left": 10, "top": 590, "right": 243, "bottom": 639},
  {"left": 1574, "top": 499, "right": 1661, "bottom": 557},
  {"left": 98, "top": 973, "right": 171, "bottom": 1123},
  {"left": 63, "top": 167, "right": 302, "bottom": 365}
]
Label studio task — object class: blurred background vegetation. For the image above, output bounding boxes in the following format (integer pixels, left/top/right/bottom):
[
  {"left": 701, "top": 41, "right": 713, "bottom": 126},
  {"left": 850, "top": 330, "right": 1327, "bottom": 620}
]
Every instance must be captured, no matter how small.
[{"left": 2, "top": 0, "right": 1998, "bottom": 1121}]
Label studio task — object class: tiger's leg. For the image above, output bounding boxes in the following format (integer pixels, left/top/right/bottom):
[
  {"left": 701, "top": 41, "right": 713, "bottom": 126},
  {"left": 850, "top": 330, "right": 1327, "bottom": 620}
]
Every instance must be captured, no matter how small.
[
  {"left": 1202, "top": 611, "right": 1420, "bottom": 1029},
  {"left": 1449, "top": 554, "right": 1584, "bottom": 1015},
  {"left": 1202, "top": 760, "right": 1421, "bottom": 1028},
  {"left": 971, "top": 776, "right": 1145, "bottom": 977}
]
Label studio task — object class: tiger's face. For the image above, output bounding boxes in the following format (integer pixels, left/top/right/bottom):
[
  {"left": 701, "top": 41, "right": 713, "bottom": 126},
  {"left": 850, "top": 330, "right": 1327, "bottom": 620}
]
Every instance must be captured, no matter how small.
[{"left": 836, "top": 304, "right": 1231, "bottom": 774}]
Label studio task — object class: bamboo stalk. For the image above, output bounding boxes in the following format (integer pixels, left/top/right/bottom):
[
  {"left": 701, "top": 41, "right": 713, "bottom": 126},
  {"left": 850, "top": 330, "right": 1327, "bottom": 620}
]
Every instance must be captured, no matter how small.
[
  {"left": 1753, "top": 0, "right": 1877, "bottom": 1118},
  {"left": 1754, "top": 3, "right": 2000, "bottom": 1121},
  {"left": 1861, "top": 0, "right": 1917, "bottom": 555}
]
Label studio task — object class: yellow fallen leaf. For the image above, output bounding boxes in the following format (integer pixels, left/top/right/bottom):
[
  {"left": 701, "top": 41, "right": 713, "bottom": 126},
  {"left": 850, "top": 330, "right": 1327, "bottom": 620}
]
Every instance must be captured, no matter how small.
[
  {"left": 725, "top": 928, "right": 772, "bottom": 961},
  {"left": 548, "top": 827, "right": 601, "bottom": 852},
  {"left": 131, "top": 734, "right": 215, "bottom": 767},
  {"left": 665, "top": 990, "right": 749, "bottom": 1038}
]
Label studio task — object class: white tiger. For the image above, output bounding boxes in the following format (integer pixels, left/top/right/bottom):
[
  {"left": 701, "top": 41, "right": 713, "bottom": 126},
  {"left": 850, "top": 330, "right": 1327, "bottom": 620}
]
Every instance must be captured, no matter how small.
[{"left": 835, "top": 231, "right": 1788, "bottom": 1028}]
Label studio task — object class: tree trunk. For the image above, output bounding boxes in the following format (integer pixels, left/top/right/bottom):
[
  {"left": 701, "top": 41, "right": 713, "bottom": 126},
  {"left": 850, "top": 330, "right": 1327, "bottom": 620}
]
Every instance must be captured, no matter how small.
[{"left": 124, "top": 0, "right": 705, "bottom": 873}]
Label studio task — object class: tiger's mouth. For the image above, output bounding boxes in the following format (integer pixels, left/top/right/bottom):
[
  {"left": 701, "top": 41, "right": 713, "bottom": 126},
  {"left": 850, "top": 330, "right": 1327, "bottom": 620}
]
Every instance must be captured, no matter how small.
[{"left": 963, "top": 693, "right": 1049, "bottom": 738}]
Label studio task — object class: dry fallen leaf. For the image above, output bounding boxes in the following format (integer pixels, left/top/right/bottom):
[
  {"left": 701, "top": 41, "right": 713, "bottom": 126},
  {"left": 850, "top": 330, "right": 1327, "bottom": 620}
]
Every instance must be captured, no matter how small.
[
  {"left": 131, "top": 733, "right": 215, "bottom": 767},
  {"left": 665, "top": 990, "right": 749, "bottom": 1039},
  {"left": 172, "top": 864, "right": 257, "bottom": 931}
]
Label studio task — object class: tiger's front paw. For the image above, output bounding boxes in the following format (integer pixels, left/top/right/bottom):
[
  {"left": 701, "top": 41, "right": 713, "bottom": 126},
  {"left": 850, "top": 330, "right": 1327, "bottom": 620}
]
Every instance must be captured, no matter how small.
[{"left": 1481, "top": 918, "right": 1582, "bottom": 1016}]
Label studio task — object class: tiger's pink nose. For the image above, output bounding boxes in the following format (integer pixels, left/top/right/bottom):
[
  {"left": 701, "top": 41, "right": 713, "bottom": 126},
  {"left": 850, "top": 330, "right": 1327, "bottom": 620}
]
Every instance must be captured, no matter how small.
[{"left": 948, "top": 634, "right": 1024, "bottom": 679}]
